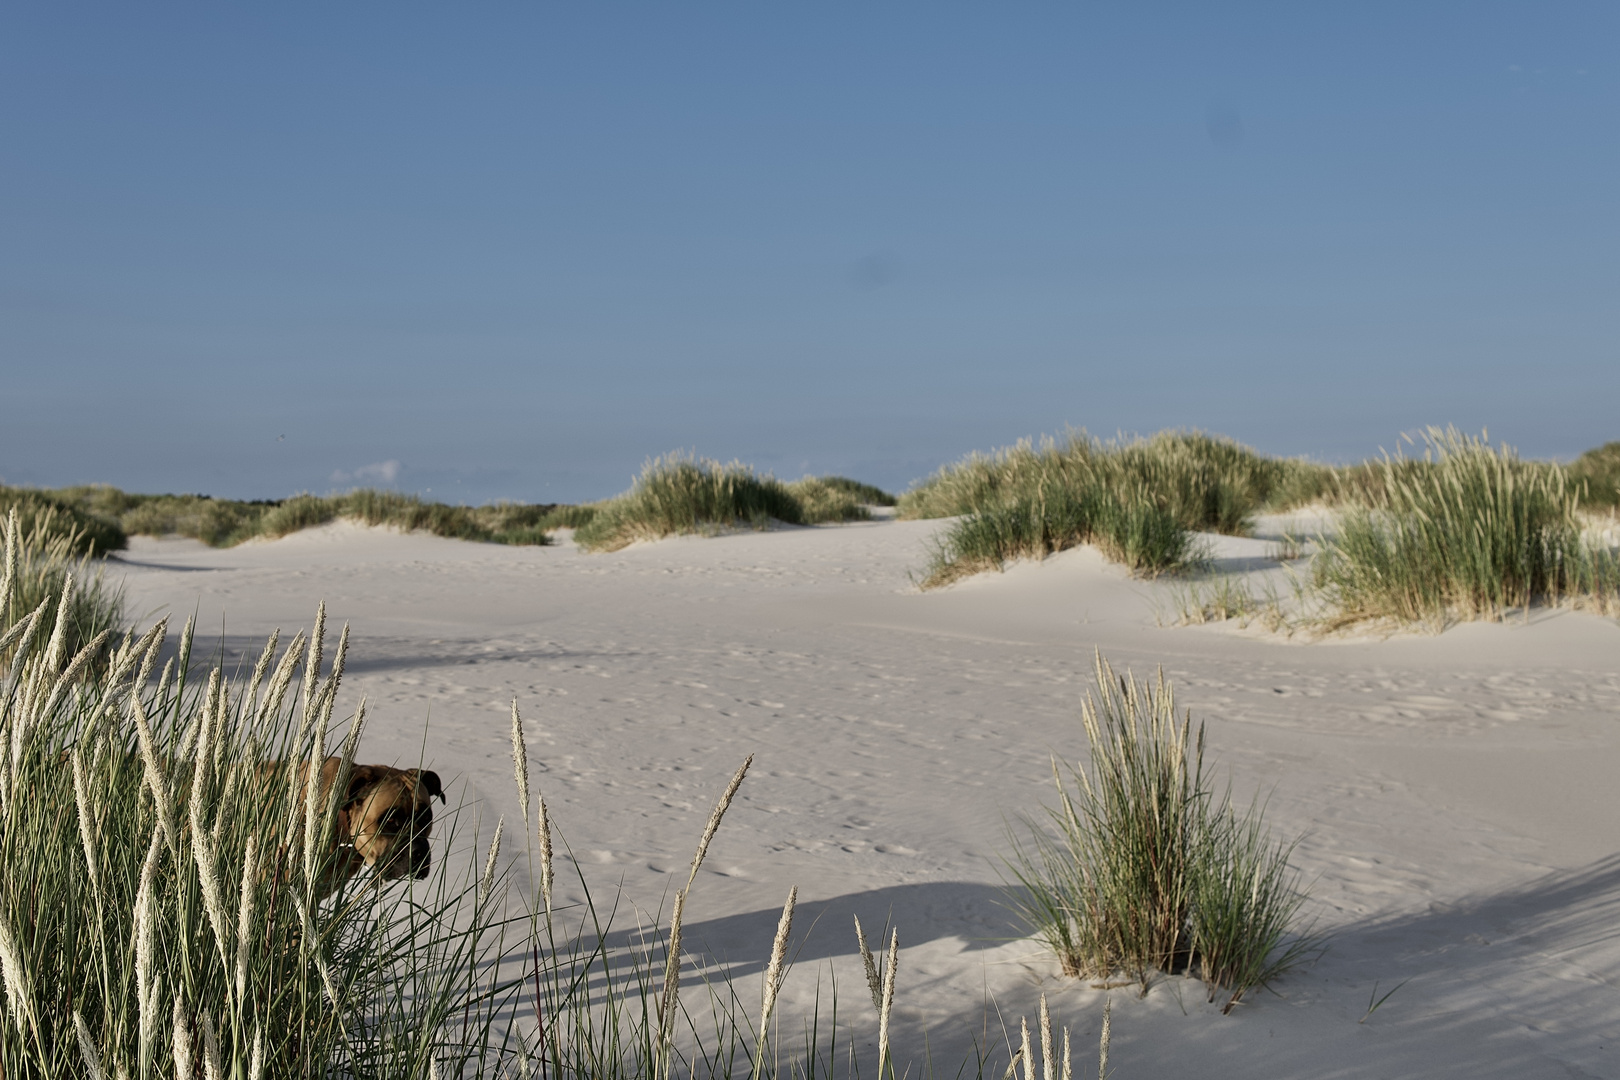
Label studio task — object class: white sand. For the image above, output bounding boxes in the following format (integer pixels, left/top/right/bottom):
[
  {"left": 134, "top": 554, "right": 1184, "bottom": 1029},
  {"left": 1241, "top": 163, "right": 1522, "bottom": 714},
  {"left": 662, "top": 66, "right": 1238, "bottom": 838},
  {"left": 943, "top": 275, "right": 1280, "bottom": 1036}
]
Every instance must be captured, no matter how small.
[{"left": 112, "top": 518, "right": 1620, "bottom": 1078}]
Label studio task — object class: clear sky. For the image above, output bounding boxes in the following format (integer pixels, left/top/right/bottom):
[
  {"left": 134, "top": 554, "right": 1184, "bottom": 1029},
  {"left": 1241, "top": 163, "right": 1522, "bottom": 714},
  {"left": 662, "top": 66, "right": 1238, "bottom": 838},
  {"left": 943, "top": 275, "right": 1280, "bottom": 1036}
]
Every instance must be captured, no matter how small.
[{"left": 3, "top": 4, "right": 1616, "bottom": 504}]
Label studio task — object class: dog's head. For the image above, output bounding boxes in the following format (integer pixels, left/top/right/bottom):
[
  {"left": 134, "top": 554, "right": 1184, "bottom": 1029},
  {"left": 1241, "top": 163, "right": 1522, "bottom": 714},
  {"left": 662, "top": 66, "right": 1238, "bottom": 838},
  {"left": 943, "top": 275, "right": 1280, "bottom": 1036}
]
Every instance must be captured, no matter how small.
[{"left": 339, "top": 765, "right": 445, "bottom": 881}]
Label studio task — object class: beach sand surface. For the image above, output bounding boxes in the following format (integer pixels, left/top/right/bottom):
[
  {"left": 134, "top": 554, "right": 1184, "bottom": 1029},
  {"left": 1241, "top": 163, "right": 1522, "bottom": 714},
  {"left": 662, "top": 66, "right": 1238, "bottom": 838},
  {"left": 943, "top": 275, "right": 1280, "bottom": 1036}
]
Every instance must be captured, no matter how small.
[{"left": 113, "top": 517, "right": 1620, "bottom": 1078}]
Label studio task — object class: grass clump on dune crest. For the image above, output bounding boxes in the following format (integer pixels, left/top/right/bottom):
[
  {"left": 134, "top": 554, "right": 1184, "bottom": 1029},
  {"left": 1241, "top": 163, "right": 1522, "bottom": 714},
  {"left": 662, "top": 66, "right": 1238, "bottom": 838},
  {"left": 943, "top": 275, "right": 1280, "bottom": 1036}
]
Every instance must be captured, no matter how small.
[
  {"left": 575, "top": 454, "right": 880, "bottom": 552},
  {"left": 1311, "top": 428, "right": 1620, "bottom": 628},
  {"left": 1004, "top": 654, "right": 1318, "bottom": 1013},
  {"left": 900, "top": 430, "right": 1320, "bottom": 532},
  {"left": 905, "top": 431, "right": 1323, "bottom": 586},
  {"left": 920, "top": 486, "right": 1198, "bottom": 587}
]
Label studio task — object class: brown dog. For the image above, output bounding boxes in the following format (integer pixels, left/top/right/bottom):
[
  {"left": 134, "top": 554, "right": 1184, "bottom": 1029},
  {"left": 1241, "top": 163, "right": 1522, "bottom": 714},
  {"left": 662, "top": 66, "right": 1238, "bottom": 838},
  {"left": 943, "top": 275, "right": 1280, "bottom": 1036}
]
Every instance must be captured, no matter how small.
[{"left": 306, "top": 757, "right": 445, "bottom": 895}]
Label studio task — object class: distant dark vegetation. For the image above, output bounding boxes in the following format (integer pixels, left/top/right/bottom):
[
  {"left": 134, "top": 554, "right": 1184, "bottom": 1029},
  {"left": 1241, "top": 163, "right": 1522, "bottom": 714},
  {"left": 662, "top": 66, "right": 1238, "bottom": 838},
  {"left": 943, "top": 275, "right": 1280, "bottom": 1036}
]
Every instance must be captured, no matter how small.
[
  {"left": 0, "top": 467, "right": 902, "bottom": 553},
  {"left": 0, "top": 486, "right": 580, "bottom": 550}
]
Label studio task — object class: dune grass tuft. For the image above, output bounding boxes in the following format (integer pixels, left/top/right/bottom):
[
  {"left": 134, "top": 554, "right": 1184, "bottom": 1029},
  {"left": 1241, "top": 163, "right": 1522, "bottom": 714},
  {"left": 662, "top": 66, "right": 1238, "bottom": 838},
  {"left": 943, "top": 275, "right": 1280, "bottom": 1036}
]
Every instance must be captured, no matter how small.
[
  {"left": 1310, "top": 428, "right": 1620, "bottom": 628},
  {"left": 2, "top": 505, "right": 1159, "bottom": 1076},
  {"left": 1003, "top": 654, "right": 1318, "bottom": 1013},
  {"left": 782, "top": 477, "right": 879, "bottom": 524},
  {"left": 574, "top": 455, "right": 880, "bottom": 552},
  {"left": 807, "top": 476, "right": 897, "bottom": 507},
  {"left": 900, "top": 430, "right": 1317, "bottom": 531},
  {"left": 919, "top": 484, "right": 1203, "bottom": 587},
  {"left": 906, "top": 431, "right": 1318, "bottom": 586},
  {"left": 535, "top": 503, "right": 601, "bottom": 530}
]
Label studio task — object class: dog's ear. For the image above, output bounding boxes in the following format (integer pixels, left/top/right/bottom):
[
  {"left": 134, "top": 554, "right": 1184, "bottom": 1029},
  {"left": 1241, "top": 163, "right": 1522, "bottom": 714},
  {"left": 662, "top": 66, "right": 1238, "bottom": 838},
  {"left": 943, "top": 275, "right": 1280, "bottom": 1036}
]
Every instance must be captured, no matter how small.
[
  {"left": 344, "top": 765, "right": 380, "bottom": 807},
  {"left": 416, "top": 770, "right": 445, "bottom": 803}
]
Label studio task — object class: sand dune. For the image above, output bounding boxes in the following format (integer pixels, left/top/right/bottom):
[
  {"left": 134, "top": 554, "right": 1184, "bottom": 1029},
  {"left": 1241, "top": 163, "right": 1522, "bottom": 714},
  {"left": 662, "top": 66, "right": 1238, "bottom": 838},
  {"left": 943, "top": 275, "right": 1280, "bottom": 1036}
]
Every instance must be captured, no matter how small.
[{"left": 112, "top": 517, "right": 1620, "bottom": 1078}]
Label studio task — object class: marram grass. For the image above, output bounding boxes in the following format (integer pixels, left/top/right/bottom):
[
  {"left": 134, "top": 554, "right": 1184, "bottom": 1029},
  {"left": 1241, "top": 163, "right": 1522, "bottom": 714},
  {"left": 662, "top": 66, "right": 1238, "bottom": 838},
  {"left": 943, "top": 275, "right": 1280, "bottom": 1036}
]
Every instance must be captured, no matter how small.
[
  {"left": 907, "top": 431, "right": 1310, "bottom": 586},
  {"left": 919, "top": 485, "right": 1202, "bottom": 587},
  {"left": 0, "top": 508, "right": 125, "bottom": 667},
  {"left": 0, "top": 489, "right": 125, "bottom": 557},
  {"left": 899, "top": 430, "right": 1323, "bottom": 533},
  {"left": 1310, "top": 428, "right": 1620, "bottom": 628},
  {"left": 1003, "top": 654, "right": 1319, "bottom": 1012},
  {"left": 28, "top": 484, "right": 567, "bottom": 549},
  {"left": 575, "top": 454, "right": 881, "bottom": 552},
  {"left": 1, "top": 512, "right": 1123, "bottom": 1078}
]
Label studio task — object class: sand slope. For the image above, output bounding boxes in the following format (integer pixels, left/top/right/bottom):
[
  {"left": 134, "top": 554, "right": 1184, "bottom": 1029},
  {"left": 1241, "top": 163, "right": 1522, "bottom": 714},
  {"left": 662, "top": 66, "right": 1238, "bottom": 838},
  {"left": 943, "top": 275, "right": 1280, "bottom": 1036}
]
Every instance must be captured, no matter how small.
[{"left": 112, "top": 518, "right": 1620, "bottom": 1078}]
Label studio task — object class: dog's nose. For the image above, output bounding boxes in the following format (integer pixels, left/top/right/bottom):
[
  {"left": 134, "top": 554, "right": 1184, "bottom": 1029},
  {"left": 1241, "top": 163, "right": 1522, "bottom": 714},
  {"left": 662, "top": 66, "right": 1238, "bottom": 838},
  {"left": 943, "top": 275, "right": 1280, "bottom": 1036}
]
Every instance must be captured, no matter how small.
[{"left": 411, "top": 844, "right": 431, "bottom": 879}]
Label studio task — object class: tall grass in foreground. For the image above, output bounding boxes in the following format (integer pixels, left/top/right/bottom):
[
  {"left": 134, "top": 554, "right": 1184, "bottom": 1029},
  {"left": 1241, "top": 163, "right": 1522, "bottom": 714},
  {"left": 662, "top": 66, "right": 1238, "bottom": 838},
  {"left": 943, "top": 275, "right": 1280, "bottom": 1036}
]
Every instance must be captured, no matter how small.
[
  {"left": 575, "top": 455, "right": 879, "bottom": 552},
  {"left": 0, "top": 488, "right": 126, "bottom": 556},
  {"left": 1, "top": 507, "right": 125, "bottom": 666},
  {"left": 1004, "top": 655, "right": 1318, "bottom": 1013},
  {"left": 1311, "top": 428, "right": 1620, "bottom": 628},
  {"left": 0, "top": 519, "right": 524, "bottom": 1076},
  {"left": 2, "top": 508, "right": 1116, "bottom": 1077}
]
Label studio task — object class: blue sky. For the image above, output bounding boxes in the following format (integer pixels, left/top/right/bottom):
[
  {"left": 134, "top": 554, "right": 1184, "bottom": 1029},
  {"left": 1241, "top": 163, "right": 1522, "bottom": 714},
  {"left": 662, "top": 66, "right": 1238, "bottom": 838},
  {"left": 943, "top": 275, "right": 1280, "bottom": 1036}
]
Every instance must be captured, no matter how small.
[{"left": 3, "top": 4, "right": 1616, "bottom": 504}]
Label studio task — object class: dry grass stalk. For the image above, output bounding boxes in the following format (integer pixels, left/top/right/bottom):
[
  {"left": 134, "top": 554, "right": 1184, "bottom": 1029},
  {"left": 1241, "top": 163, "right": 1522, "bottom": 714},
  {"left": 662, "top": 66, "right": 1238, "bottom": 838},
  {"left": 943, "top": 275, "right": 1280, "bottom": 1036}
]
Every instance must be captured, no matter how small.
[
  {"left": 133, "top": 693, "right": 180, "bottom": 856},
  {"left": 537, "top": 793, "right": 554, "bottom": 923},
  {"left": 172, "top": 998, "right": 193, "bottom": 1080},
  {"left": 1098, "top": 998, "right": 1111, "bottom": 1080},
  {"left": 135, "top": 827, "right": 162, "bottom": 1066},
  {"left": 248, "top": 1023, "right": 264, "bottom": 1080},
  {"left": 201, "top": 1009, "right": 223, "bottom": 1080},
  {"left": 245, "top": 629, "right": 279, "bottom": 717},
  {"left": 480, "top": 817, "right": 505, "bottom": 906},
  {"left": 510, "top": 700, "right": 531, "bottom": 827},
  {"left": 236, "top": 835, "right": 259, "bottom": 1005},
  {"left": 0, "top": 909, "right": 38, "bottom": 1046},
  {"left": 752, "top": 886, "right": 798, "bottom": 1078},
  {"left": 300, "top": 601, "right": 327, "bottom": 732},
  {"left": 292, "top": 892, "right": 339, "bottom": 1005},
  {"left": 1038, "top": 994, "right": 1053, "bottom": 1080},
  {"left": 877, "top": 927, "right": 898, "bottom": 1075},
  {"left": 300, "top": 626, "right": 351, "bottom": 895},
  {"left": 73, "top": 1010, "right": 104, "bottom": 1080},
  {"left": 257, "top": 630, "right": 305, "bottom": 726},
  {"left": 762, "top": 890, "right": 797, "bottom": 1018},
  {"left": 192, "top": 823, "right": 232, "bottom": 977},
  {"left": 854, "top": 914, "right": 883, "bottom": 1010},
  {"left": 685, "top": 754, "right": 752, "bottom": 892},
  {"left": 657, "top": 888, "right": 686, "bottom": 1069},
  {"left": 659, "top": 755, "right": 753, "bottom": 1074},
  {"left": 71, "top": 746, "right": 102, "bottom": 905},
  {"left": 1018, "top": 1017, "right": 1032, "bottom": 1080},
  {"left": 0, "top": 509, "right": 14, "bottom": 609}
]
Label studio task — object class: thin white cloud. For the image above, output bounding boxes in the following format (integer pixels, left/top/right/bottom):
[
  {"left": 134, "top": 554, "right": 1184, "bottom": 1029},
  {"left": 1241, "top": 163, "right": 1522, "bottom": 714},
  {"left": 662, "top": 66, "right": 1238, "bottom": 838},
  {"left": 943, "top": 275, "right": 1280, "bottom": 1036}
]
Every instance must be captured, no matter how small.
[{"left": 330, "top": 459, "right": 402, "bottom": 486}]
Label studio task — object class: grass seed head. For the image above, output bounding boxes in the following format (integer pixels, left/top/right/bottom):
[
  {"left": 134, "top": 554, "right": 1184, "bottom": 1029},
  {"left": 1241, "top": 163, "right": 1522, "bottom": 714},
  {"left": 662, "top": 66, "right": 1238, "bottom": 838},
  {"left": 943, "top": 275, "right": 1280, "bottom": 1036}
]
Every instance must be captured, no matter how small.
[
  {"left": 511, "top": 700, "right": 530, "bottom": 826},
  {"left": 74, "top": 1010, "right": 105, "bottom": 1080}
]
